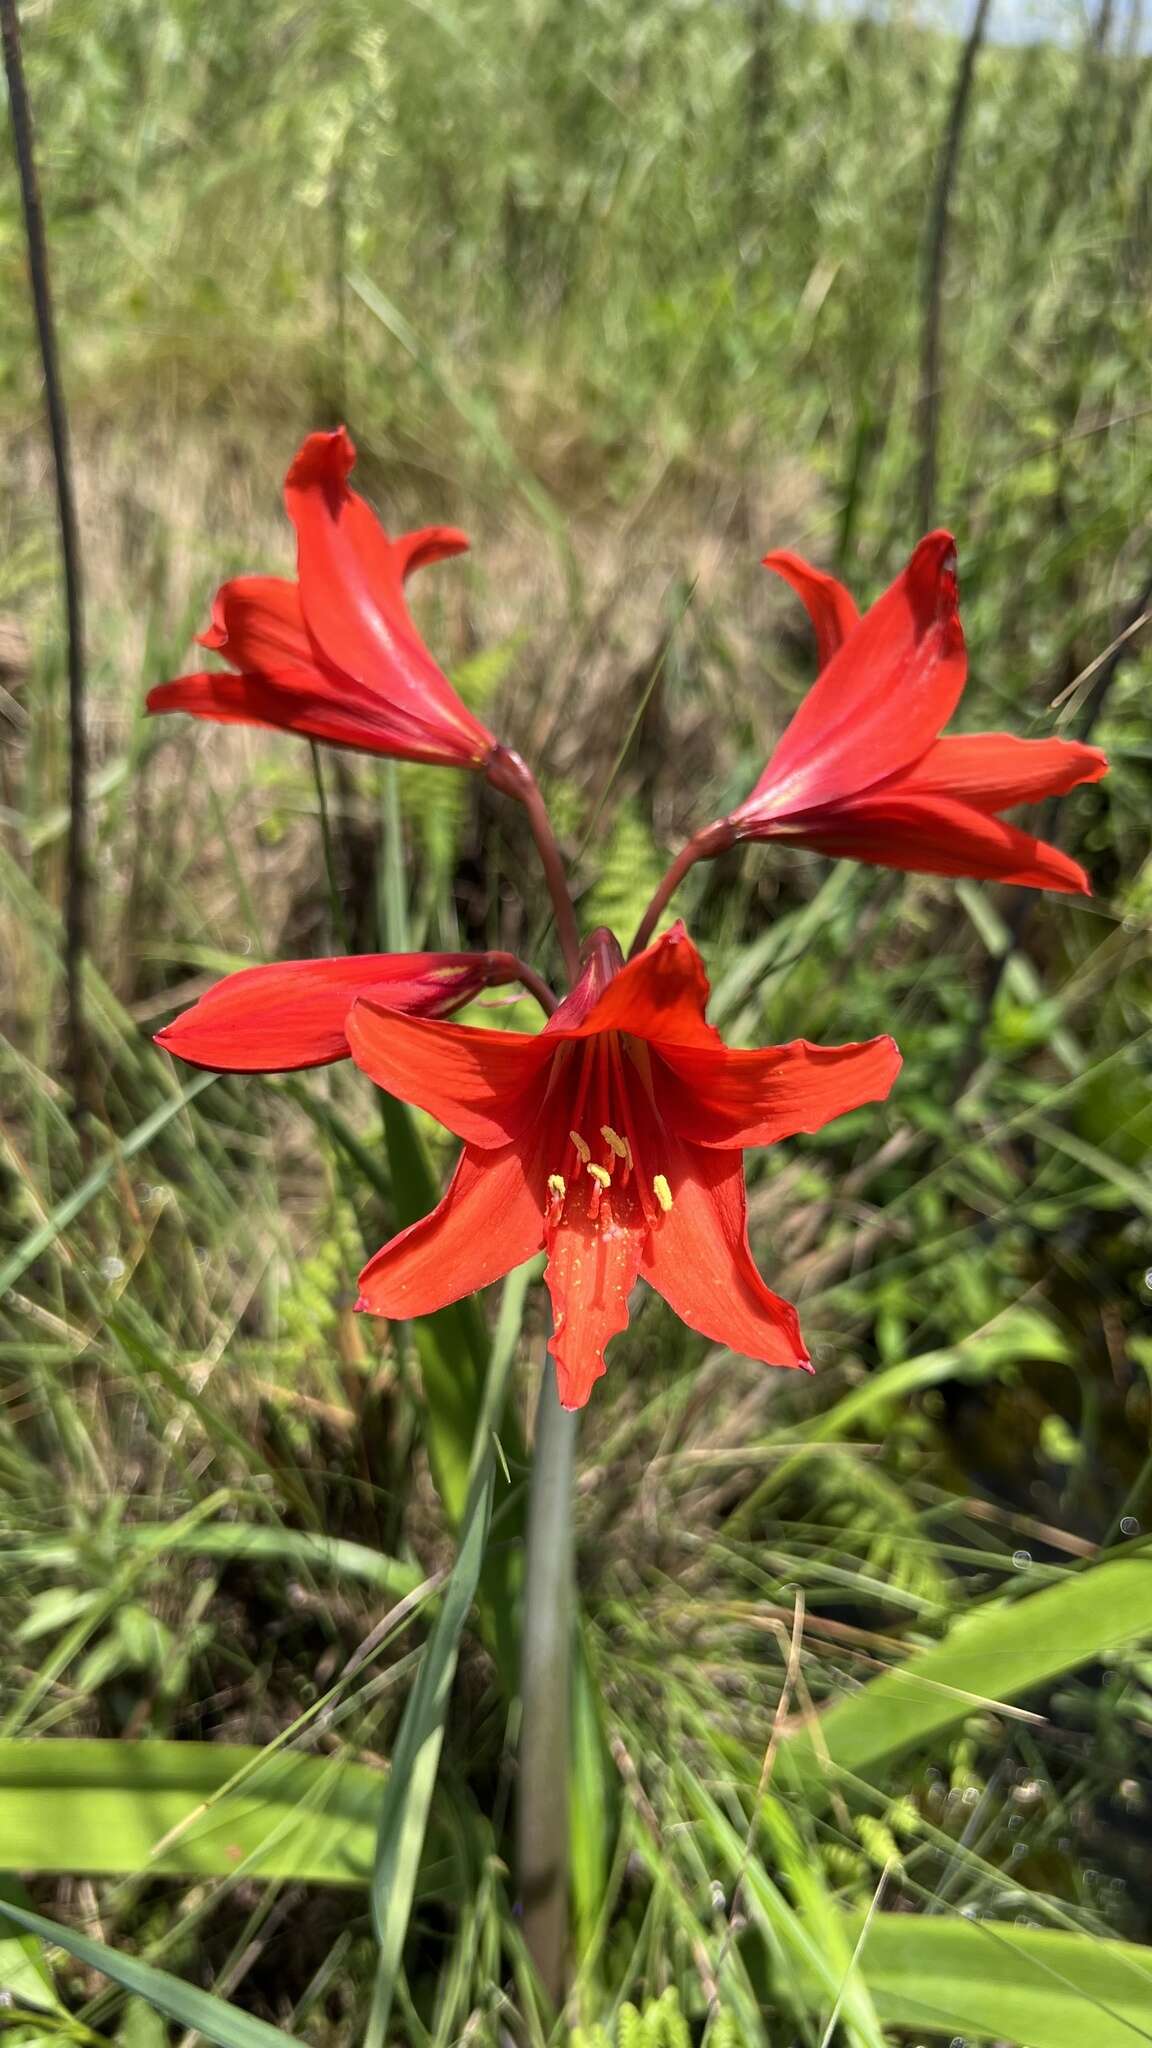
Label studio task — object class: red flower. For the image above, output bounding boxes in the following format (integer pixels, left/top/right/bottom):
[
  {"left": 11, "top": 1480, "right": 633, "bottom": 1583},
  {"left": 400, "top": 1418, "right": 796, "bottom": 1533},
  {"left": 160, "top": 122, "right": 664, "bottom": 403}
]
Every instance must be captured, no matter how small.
[
  {"left": 156, "top": 950, "right": 523, "bottom": 1073},
  {"left": 729, "top": 533, "right": 1108, "bottom": 892},
  {"left": 147, "top": 429, "right": 496, "bottom": 770},
  {"left": 347, "top": 923, "right": 901, "bottom": 1409}
]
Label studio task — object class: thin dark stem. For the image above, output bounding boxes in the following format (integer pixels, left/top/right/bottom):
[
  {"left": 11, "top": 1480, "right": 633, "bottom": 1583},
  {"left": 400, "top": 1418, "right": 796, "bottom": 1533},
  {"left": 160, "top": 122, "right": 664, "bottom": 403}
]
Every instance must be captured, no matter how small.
[
  {"left": 309, "top": 741, "right": 348, "bottom": 951},
  {"left": 628, "top": 821, "right": 734, "bottom": 958},
  {"left": 2, "top": 0, "right": 90, "bottom": 1107},
  {"left": 518, "top": 1357, "right": 577, "bottom": 2010},
  {"left": 507, "top": 958, "right": 559, "bottom": 1018},
  {"left": 486, "top": 746, "right": 581, "bottom": 986},
  {"left": 916, "top": 0, "right": 994, "bottom": 534}
]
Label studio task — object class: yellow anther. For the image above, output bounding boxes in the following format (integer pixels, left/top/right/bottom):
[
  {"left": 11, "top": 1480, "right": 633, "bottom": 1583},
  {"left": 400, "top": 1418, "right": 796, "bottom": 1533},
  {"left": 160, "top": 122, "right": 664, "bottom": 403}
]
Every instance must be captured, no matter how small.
[
  {"left": 588, "top": 1163, "right": 612, "bottom": 1190},
  {"left": 547, "top": 1173, "right": 567, "bottom": 1199},
  {"left": 601, "top": 1125, "right": 628, "bottom": 1160},
  {"left": 569, "top": 1131, "right": 591, "bottom": 1165},
  {"left": 653, "top": 1174, "right": 674, "bottom": 1213}
]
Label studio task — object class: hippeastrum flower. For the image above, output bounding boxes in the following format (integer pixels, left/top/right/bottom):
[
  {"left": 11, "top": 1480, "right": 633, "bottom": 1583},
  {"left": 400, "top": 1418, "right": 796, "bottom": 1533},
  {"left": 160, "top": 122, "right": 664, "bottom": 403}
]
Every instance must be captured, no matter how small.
[
  {"left": 346, "top": 922, "right": 901, "bottom": 1409},
  {"left": 147, "top": 428, "right": 498, "bottom": 772},
  {"left": 727, "top": 532, "right": 1108, "bottom": 893},
  {"left": 156, "top": 950, "right": 528, "bottom": 1073}
]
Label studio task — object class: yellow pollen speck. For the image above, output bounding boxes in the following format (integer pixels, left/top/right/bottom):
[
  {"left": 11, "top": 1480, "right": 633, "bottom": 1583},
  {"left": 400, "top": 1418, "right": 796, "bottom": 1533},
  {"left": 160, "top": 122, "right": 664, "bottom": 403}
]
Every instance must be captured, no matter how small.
[
  {"left": 547, "top": 1173, "right": 567, "bottom": 1198},
  {"left": 601, "top": 1125, "right": 628, "bottom": 1160},
  {"left": 653, "top": 1174, "right": 674, "bottom": 1212},
  {"left": 569, "top": 1131, "right": 591, "bottom": 1165},
  {"left": 588, "top": 1163, "right": 612, "bottom": 1190}
]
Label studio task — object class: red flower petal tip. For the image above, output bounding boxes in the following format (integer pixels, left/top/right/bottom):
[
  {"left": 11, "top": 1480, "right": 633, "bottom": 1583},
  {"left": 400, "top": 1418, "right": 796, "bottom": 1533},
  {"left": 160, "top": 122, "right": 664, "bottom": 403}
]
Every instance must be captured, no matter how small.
[{"left": 285, "top": 425, "right": 357, "bottom": 493}]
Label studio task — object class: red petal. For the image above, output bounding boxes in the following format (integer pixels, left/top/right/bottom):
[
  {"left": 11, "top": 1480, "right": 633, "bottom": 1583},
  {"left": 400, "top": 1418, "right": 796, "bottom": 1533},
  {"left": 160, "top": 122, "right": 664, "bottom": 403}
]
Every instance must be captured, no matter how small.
[
  {"left": 387, "top": 525, "right": 471, "bottom": 582},
  {"left": 346, "top": 999, "right": 550, "bottom": 1148},
  {"left": 197, "top": 576, "right": 314, "bottom": 670},
  {"left": 545, "top": 1182, "right": 645, "bottom": 1410},
  {"left": 738, "top": 532, "right": 966, "bottom": 822},
  {"left": 358, "top": 1143, "right": 545, "bottom": 1318},
  {"left": 283, "top": 430, "right": 492, "bottom": 766},
  {"left": 762, "top": 550, "right": 860, "bottom": 668},
  {"left": 655, "top": 1034, "right": 901, "bottom": 1149},
  {"left": 549, "top": 922, "right": 721, "bottom": 1053},
  {"left": 894, "top": 732, "right": 1109, "bottom": 814},
  {"left": 155, "top": 953, "right": 503, "bottom": 1073},
  {"left": 146, "top": 669, "right": 472, "bottom": 763},
  {"left": 793, "top": 793, "right": 1091, "bottom": 892},
  {"left": 640, "top": 1140, "right": 810, "bottom": 1369}
]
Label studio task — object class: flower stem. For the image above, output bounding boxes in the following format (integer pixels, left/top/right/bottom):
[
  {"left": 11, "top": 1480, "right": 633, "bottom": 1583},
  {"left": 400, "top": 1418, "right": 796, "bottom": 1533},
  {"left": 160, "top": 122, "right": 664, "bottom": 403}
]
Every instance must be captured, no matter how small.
[
  {"left": 518, "top": 1357, "right": 577, "bottom": 2009},
  {"left": 628, "top": 819, "right": 735, "bottom": 957},
  {"left": 487, "top": 746, "right": 581, "bottom": 987},
  {"left": 309, "top": 741, "right": 348, "bottom": 951},
  {"left": 507, "top": 958, "right": 559, "bottom": 1018}
]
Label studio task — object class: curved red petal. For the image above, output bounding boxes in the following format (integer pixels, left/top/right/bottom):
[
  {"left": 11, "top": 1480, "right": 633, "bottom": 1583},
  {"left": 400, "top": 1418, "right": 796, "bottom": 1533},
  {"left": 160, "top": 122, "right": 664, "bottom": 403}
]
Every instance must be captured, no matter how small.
[
  {"left": 738, "top": 531, "right": 966, "bottom": 823},
  {"left": 894, "top": 732, "right": 1109, "bottom": 814},
  {"left": 283, "top": 430, "right": 492, "bottom": 767},
  {"left": 389, "top": 525, "right": 471, "bottom": 581},
  {"left": 155, "top": 953, "right": 502, "bottom": 1073},
  {"left": 146, "top": 669, "right": 476, "bottom": 764},
  {"left": 358, "top": 1143, "right": 545, "bottom": 1319},
  {"left": 640, "top": 1140, "right": 810, "bottom": 1369},
  {"left": 545, "top": 1184, "right": 645, "bottom": 1410},
  {"left": 655, "top": 1033, "right": 902, "bottom": 1149},
  {"left": 762, "top": 549, "right": 861, "bottom": 668},
  {"left": 792, "top": 792, "right": 1091, "bottom": 892},
  {"left": 197, "top": 576, "right": 314, "bottom": 671},
  {"left": 346, "top": 998, "right": 550, "bottom": 1147},
  {"left": 549, "top": 922, "right": 721, "bottom": 1053}
]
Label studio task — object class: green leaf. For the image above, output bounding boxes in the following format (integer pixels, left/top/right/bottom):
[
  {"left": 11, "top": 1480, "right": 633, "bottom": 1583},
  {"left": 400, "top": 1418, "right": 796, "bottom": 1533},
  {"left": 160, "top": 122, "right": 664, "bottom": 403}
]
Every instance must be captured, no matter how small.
[
  {"left": 0, "top": 1739, "right": 387, "bottom": 1885},
  {"left": 851, "top": 1910, "right": 1152, "bottom": 2047},
  {"left": 0, "top": 1899, "right": 297, "bottom": 2048},
  {"left": 781, "top": 1554, "right": 1152, "bottom": 1791},
  {"left": 118, "top": 1520, "right": 423, "bottom": 1598},
  {"left": 367, "top": 1263, "right": 533, "bottom": 2043},
  {"left": 0, "top": 1880, "right": 66, "bottom": 2015}
]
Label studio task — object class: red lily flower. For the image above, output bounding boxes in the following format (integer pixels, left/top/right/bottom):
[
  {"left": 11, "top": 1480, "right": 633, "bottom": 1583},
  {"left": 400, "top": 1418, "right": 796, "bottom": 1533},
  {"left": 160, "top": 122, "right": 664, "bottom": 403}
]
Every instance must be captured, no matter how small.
[
  {"left": 155, "top": 950, "right": 524, "bottom": 1073},
  {"left": 147, "top": 429, "right": 497, "bottom": 771},
  {"left": 729, "top": 533, "right": 1108, "bottom": 892},
  {"left": 346, "top": 923, "right": 901, "bottom": 1409}
]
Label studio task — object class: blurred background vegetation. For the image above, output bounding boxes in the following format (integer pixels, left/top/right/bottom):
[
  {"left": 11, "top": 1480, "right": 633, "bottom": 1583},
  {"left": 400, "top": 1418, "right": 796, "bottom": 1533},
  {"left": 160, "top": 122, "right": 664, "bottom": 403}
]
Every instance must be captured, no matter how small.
[{"left": 1, "top": 0, "right": 1151, "bottom": 2039}]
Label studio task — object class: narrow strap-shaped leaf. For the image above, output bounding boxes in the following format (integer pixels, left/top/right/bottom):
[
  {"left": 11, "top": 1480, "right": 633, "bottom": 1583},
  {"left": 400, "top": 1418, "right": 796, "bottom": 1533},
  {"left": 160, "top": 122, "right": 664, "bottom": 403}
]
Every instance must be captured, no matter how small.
[
  {"left": 0, "top": 1070, "right": 215, "bottom": 1297},
  {"left": 0, "top": 1898, "right": 299, "bottom": 2048},
  {"left": 846, "top": 1909, "right": 1152, "bottom": 2048},
  {"left": 366, "top": 1262, "right": 535, "bottom": 2044},
  {"left": 781, "top": 1552, "right": 1152, "bottom": 1791}
]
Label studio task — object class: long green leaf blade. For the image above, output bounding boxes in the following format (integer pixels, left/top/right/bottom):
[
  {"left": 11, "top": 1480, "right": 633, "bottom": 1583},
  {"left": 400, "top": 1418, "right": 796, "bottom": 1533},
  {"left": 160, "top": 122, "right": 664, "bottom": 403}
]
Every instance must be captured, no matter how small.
[{"left": 0, "top": 1899, "right": 299, "bottom": 2048}]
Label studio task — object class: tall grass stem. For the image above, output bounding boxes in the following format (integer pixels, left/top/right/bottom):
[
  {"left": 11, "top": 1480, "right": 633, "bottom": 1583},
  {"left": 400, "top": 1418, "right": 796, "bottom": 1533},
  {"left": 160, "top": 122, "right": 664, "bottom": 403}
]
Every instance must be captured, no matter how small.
[{"left": 2, "top": 0, "right": 91, "bottom": 1110}]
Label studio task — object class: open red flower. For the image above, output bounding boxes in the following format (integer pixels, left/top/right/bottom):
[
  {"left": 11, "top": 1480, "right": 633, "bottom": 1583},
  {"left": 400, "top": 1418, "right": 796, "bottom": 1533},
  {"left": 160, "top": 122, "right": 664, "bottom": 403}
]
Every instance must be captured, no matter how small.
[
  {"left": 728, "top": 533, "right": 1107, "bottom": 892},
  {"left": 156, "top": 950, "right": 523, "bottom": 1073},
  {"left": 147, "top": 428, "right": 496, "bottom": 771},
  {"left": 347, "top": 922, "right": 901, "bottom": 1409}
]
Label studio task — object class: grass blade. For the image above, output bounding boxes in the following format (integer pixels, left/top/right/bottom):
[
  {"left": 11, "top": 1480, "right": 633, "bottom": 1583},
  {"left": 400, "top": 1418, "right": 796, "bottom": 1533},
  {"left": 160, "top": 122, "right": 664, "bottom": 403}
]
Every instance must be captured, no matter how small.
[
  {"left": 366, "top": 1262, "right": 534, "bottom": 2041},
  {"left": 0, "top": 1898, "right": 298, "bottom": 2048},
  {"left": 781, "top": 1553, "right": 1152, "bottom": 1791},
  {"left": 848, "top": 1910, "right": 1152, "bottom": 2048}
]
